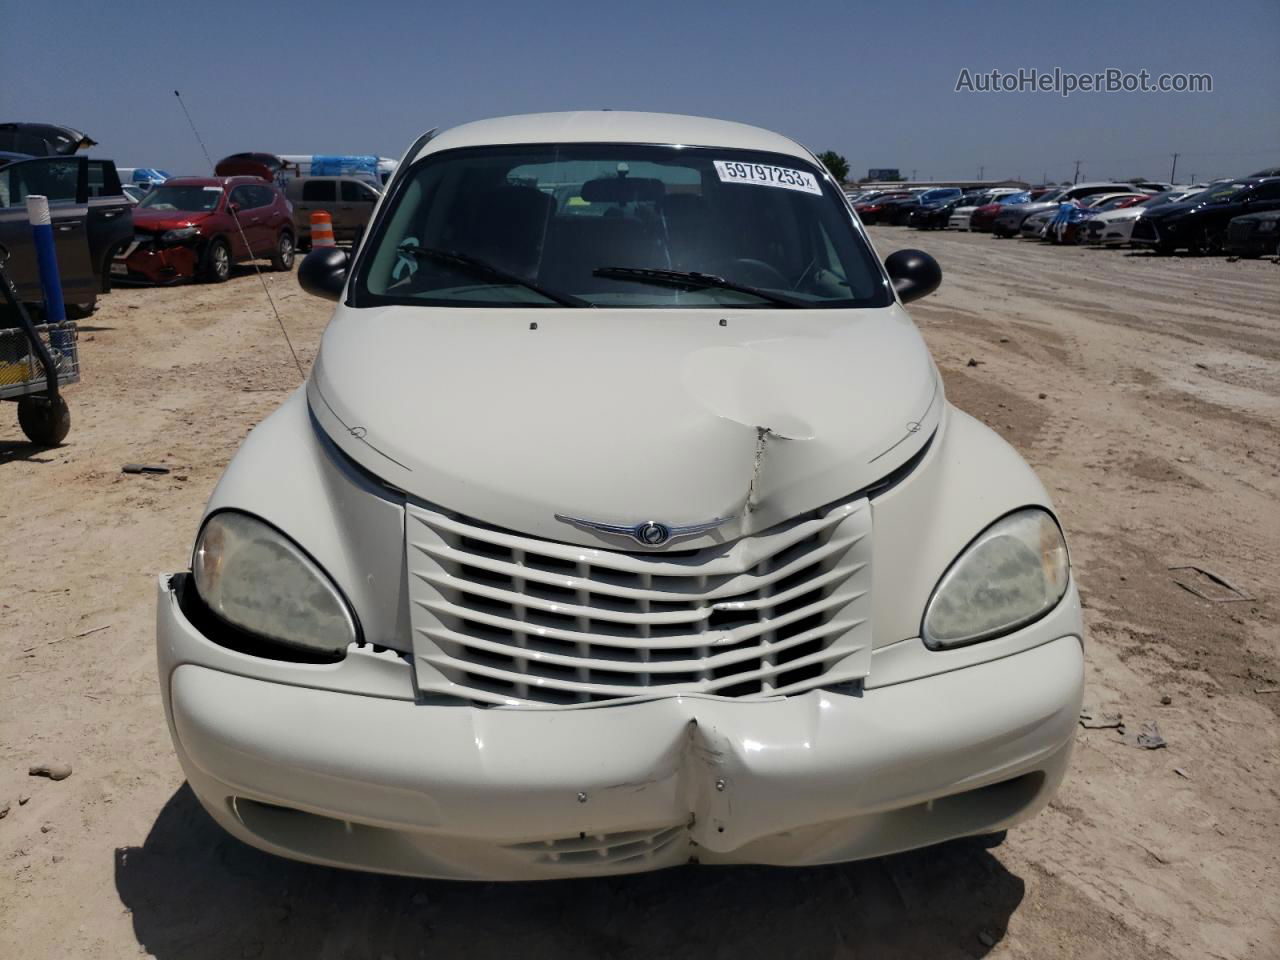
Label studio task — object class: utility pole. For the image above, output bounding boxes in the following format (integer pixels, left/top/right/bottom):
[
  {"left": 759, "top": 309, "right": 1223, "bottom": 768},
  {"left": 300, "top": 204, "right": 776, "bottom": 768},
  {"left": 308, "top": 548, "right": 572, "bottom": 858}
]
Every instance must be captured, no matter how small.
[
  {"left": 1073, "top": 159, "right": 1082, "bottom": 184},
  {"left": 1170, "top": 152, "right": 1180, "bottom": 183},
  {"left": 911, "top": 168, "right": 917, "bottom": 181},
  {"left": 978, "top": 165, "right": 985, "bottom": 180}
]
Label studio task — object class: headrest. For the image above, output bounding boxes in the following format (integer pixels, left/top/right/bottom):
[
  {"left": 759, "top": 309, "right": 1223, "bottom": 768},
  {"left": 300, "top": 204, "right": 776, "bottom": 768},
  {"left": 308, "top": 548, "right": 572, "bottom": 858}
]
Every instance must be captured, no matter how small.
[{"left": 580, "top": 177, "right": 665, "bottom": 203}]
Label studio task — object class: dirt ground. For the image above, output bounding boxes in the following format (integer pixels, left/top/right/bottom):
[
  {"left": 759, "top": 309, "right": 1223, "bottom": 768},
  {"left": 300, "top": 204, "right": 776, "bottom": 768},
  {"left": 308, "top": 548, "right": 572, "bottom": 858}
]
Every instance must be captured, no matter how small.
[{"left": 2, "top": 229, "right": 1277, "bottom": 959}]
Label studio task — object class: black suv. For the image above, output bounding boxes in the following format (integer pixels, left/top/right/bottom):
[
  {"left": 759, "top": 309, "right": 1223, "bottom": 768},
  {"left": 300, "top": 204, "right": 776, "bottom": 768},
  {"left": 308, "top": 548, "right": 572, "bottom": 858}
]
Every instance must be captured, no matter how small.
[{"left": 1131, "top": 177, "right": 1280, "bottom": 255}]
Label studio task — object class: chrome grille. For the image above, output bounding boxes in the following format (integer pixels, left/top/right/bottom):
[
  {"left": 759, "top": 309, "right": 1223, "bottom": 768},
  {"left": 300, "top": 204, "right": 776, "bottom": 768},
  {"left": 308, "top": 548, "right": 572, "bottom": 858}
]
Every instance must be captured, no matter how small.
[{"left": 405, "top": 497, "right": 873, "bottom": 706}]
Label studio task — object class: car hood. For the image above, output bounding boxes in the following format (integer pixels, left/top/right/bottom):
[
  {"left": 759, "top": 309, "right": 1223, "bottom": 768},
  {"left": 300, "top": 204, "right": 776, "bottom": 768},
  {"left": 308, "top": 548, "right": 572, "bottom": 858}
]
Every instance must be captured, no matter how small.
[
  {"left": 1093, "top": 206, "right": 1145, "bottom": 223},
  {"left": 1000, "top": 200, "right": 1056, "bottom": 219},
  {"left": 308, "top": 304, "right": 942, "bottom": 548},
  {"left": 131, "top": 209, "right": 216, "bottom": 231},
  {"left": 1143, "top": 198, "right": 1226, "bottom": 221}
]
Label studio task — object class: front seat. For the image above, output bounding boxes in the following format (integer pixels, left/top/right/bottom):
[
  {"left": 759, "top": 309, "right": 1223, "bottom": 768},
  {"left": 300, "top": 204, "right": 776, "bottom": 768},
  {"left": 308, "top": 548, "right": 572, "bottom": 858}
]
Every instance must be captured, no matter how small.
[{"left": 453, "top": 185, "right": 555, "bottom": 279}]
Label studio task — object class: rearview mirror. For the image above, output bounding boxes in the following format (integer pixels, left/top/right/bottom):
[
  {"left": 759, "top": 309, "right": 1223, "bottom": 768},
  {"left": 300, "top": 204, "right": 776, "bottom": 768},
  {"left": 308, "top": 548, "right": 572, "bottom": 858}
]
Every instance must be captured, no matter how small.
[
  {"left": 298, "top": 246, "right": 350, "bottom": 301},
  {"left": 884, "top": 249, "right": 942, "bottom": 304}
]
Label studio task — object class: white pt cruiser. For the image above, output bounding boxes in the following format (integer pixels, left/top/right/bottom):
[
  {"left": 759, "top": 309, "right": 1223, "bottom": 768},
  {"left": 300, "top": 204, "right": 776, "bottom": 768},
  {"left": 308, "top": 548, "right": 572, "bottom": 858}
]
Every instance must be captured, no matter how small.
[{"left": 157, "top": 112, "right": 1084, "bottom": 880}]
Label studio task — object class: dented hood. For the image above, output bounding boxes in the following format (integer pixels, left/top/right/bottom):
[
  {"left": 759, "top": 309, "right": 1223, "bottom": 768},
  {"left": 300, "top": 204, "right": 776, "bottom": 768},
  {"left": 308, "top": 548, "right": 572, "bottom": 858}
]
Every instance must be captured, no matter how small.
[{"left": 308, "top": 304, "right": 941, "bottom": 547}]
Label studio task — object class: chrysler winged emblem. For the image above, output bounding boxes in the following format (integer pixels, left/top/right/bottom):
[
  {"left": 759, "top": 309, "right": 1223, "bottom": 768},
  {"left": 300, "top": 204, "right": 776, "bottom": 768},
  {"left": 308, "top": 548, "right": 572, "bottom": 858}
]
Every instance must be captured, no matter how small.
[{"left": 554, "top": 513, "right": 734, "bottom": 547}]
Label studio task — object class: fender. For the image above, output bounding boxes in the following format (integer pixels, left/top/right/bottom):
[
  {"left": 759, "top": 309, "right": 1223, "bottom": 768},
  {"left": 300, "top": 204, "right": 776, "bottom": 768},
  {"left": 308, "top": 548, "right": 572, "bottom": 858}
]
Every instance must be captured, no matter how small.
[
  {"left": 203, "top": 388, "right": 412, "bottom": 650},
  {"left": 870, "top": 403, "right": 1061, "bottom": 648}
]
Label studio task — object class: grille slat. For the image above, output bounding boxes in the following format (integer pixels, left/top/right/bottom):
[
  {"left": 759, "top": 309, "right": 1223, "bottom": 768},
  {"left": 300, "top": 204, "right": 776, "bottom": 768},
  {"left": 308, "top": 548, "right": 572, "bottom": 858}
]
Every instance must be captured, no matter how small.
[
  {"left": 420, "top": 614, "right": 863, "bottom": 676},
  {"left": 408, "top": 525, "right": 859, "bottom": 603},
  {"left": 419, "top": 635, "right": 857, "bottom": 699},
  {"left": 406, "top": 498, "right": 873, "bottom": 706}
]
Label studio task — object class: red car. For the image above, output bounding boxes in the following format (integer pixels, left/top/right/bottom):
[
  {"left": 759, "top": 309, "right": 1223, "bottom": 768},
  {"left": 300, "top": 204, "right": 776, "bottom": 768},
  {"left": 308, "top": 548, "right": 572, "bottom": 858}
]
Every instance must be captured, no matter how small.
[
  {"left": 853, "top": 191, "right": 911, "bottom": 225},
  {"left": 969, "top": 201, "right": 1007, "bottom": 232},
  {"left": 112, "top": 176, "right": 295, "bottom": 284}
]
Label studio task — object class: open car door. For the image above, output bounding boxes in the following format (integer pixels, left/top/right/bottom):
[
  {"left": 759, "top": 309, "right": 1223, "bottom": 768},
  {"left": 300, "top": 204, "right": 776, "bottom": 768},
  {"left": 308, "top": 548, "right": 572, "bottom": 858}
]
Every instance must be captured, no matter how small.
[{"left": 0, "top": 157, "right": 99, "bottom": 310}]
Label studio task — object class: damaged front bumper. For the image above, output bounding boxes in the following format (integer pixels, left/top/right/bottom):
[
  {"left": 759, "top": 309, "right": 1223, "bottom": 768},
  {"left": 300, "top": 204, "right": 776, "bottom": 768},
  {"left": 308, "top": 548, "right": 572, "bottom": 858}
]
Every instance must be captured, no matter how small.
[
  {"left": 158, "top": 574, "right": 1084, "bottom": 880},
  {"left": 115, "top": 242, "right": 200, "bottom": 284}
]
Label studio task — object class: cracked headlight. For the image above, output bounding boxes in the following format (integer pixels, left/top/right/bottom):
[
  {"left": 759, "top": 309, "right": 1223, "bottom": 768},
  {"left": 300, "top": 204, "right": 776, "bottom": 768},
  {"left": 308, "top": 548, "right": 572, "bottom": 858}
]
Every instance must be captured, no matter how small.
[
  {"left": 160, "top": 226, "right": 200, "bottom": 244},
  {"left": 192, "top": 511, "right": 356, "bottom": 656},
  {"left": 923, "top": 509, "right": 1069, "bottom": 649}
]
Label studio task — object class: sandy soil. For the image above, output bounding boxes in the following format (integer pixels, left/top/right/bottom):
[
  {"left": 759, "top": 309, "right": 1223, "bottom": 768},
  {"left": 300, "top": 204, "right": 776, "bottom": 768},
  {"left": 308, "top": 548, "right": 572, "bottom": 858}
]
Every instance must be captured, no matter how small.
[{"left": 1, "top": 232, "right": 1277, "bottom": 959}]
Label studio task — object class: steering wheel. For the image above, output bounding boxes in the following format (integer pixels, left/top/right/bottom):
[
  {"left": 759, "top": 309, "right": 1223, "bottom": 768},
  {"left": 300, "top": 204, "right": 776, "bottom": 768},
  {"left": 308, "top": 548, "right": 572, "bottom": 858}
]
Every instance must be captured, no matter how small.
[{"left": 716, "top": 257, "right": 789, "bottom": 289}]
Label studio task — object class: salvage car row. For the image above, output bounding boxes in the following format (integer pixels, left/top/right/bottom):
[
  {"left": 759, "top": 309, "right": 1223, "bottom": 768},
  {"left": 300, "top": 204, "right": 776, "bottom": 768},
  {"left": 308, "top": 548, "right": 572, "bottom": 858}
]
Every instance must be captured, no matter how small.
[
  {"left": 847, "top": 171, "right": 1280, "bottom": 258},
  {"left": 0, "top": 124, "right": 387, "bottom": 319}
]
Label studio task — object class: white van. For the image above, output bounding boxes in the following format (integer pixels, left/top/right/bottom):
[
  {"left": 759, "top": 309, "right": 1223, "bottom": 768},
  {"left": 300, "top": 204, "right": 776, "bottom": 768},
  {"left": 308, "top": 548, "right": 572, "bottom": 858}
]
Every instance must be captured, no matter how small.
[{"left": 157, "top": 112, "right": 1083, "bottom": 880}]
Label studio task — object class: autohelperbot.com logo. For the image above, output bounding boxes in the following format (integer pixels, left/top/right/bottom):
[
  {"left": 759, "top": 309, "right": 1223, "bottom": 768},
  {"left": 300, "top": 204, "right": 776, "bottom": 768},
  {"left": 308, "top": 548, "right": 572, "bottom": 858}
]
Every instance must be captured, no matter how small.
[{"left": 955, "top": 67, "right": 1212, "bottom": 98}]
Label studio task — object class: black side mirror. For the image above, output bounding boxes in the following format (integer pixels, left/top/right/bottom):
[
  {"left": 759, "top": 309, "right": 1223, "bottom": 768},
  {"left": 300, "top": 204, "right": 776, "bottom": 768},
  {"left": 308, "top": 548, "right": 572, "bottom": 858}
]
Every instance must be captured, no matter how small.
[
  {"left": 298, "top": 246, "right": 350, "bottom": 301},
  {"left": 884, "top": 249, "right": 942, "bottom": 304}
]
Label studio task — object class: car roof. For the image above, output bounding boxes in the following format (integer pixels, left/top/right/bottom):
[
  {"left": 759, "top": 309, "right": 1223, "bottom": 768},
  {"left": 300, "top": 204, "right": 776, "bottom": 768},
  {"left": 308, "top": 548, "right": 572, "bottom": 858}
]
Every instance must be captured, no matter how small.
[
  {"left": 417, "top": 111, "right": 811, "bottom": 163},
  {"left": 161, "top": 176, "right": 269, "bottom": 188}
]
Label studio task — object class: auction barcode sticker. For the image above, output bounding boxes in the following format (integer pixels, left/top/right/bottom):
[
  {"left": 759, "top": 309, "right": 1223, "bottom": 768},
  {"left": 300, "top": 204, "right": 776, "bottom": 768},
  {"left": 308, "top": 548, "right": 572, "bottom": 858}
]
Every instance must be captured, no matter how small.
[{"left": 713, "top": 160, "right": 823, "bottom": 196}]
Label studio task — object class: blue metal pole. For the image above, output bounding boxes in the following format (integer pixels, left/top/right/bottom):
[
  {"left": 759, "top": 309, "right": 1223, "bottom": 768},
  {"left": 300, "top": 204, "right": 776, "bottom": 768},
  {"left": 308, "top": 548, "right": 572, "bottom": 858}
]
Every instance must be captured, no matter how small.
[{"left": 27, "top": 195, "right": 67, "bottom": 324}]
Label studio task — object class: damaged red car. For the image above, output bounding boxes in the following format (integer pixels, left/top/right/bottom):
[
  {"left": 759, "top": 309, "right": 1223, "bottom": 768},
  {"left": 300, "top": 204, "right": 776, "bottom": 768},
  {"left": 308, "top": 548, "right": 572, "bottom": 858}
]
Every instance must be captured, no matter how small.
[{"left": 112, "top": 176, "right": 294, "bottom": 284}]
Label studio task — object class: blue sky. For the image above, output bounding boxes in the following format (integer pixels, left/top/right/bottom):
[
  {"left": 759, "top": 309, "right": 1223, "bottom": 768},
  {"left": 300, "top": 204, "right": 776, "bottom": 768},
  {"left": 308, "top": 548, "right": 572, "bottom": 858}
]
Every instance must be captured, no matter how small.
[{"left": 3, "top": 0, "right": 1277, "bottom": 184}]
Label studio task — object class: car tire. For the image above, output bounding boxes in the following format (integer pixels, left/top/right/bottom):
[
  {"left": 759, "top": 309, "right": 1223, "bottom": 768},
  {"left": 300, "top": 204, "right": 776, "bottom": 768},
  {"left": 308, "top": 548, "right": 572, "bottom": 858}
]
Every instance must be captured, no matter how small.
[
  {"left": 1188, "top": 229, "right": 1224, "bottom": 257},
  {"left": 202, "top": 239, "right": 232, "bottom": 283},
  {"left": 271, "top": 231, "right": 295, "bottom": 272},
  {"left": 17, "top": 394, "right": 71, "bottom": 447},
  {"left": 64, "top": 302, "right": 96, "bottom": 320}
]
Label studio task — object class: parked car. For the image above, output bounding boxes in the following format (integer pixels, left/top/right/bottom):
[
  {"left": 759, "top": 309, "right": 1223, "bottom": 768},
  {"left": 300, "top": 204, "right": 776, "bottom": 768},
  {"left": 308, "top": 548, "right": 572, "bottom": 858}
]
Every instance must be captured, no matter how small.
[
  {"left": 992, "top": 183, "right": 1139, "bottom": 238},
  {"left": 1080, "top": 189, "right": 1202, "bottom": 246},
  {"left": 158, "top": 111, "right": 1085, "bottom": 881},
  {"left": 115, "top": 176, "right": 294, "bottom": 284},
  {"left": 0, "top": 123, "right": 96, "bottom": 157},
  {"left": 969, "top": 192, "right": 1031, "bottom": 232},
  {"left": 117, "top": 167, "right": 171, "bottom": 190},
  {"left": 888, "top": 187, "right": 963, "bottom": 226},
  {"left": 285, "top": 176, "right": 380, "bottom": 249},
  {"left": 0, "top": 154, "right": 133, "bottom": 317},
  {"left": 945, "top": 189, "right": 1024, "bottom": 230},
  {"left": 1225, "top": 210, "right": 1280, "bottom": 257},
  {"left": 121, "top": 183, "right": 146, "bottom": 205},
  {"left": 852, "top": 191, "right": 912, "bottom": 224},
  {"left": 1131, "top": 177, "right": 1280, "bottom": 255},
  {"left": 1020, "top": 207, "right": 1058, "bottom": 239},
  {"left": 215, "top": 152, "right": 288, "bottom": 185},
  {"left": 911, "top": 190, "right": 984, "bottom": 230}
]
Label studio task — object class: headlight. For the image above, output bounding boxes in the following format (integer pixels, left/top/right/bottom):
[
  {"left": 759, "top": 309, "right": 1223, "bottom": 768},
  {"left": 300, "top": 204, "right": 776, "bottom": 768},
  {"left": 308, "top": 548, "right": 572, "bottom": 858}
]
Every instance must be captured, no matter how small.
[
  {"left": 192, "top": 511, "right": 356, "bottom": 656},
  {"left": 923, "top": 508, "right": 1070, "bottom": 649},
  {"left": 1113, "top": 213, "right": 1139, "bottom": 222},
  {"left": 160, "top": 226, "right": 200, "bottom": 244},
  {"left": 1257, "top": 220, "right": 1276, "bottom": 233}
]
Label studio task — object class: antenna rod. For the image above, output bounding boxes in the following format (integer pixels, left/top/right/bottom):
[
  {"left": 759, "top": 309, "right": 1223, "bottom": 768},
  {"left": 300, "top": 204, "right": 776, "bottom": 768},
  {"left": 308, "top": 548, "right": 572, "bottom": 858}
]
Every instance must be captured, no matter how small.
[{"left": 172, "top": 90, "right": 304, "bottom": 379}]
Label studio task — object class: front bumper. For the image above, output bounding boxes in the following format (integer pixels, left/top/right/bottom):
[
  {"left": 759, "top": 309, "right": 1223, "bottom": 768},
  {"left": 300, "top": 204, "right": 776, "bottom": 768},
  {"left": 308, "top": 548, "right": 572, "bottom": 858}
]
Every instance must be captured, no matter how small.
[
  {"left": 1226, "top": 222, "right": 1278, "bottom": 256},
  {"left": 116, "top": 243, "right": 199, "bottom": 284},
  {"left": 159, "top": 576, "right": 1084, "bottom": 880}
]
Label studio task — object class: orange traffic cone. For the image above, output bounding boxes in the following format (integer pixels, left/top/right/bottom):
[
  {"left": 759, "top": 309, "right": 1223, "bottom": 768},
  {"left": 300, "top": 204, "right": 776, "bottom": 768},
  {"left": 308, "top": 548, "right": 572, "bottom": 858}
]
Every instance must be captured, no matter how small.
[{"left": 310, "top": 211, "right": 336, "bottom": 248}]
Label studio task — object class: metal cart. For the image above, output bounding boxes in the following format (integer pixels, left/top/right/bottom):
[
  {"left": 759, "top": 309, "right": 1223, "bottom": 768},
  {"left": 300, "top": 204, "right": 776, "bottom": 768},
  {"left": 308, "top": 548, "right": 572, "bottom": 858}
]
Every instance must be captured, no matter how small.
[{"left": 0, "top": 256, "right": 77, "bottom": 446}]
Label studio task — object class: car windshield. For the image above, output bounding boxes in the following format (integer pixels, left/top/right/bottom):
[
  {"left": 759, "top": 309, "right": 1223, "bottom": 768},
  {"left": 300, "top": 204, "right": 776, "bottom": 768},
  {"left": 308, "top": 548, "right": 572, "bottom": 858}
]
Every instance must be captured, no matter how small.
[
  {"left": 356, "top": 144, "right": 892, "bottom": 309},
  {"left": 138, "top": 185, "right": 223, "bottom": 212},
  {"left": 919, "top": 188, "right": 960, "bottom": 202},
  {"left": 1001, "top": 192, "right": 1031, "bottom": 204},
  {"left": 1199, "top": 182, "right": 1248, "bottom": 203}
]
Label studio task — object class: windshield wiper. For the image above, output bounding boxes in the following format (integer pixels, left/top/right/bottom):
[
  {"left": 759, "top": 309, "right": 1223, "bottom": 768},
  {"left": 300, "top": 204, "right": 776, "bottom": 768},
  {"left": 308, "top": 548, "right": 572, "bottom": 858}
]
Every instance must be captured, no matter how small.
[
  {"left": 398, "top": 245, "right": 589, "bottom": 308},
  {"left": 592, "top": 266, "right": 815, "bottom": 308}
]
